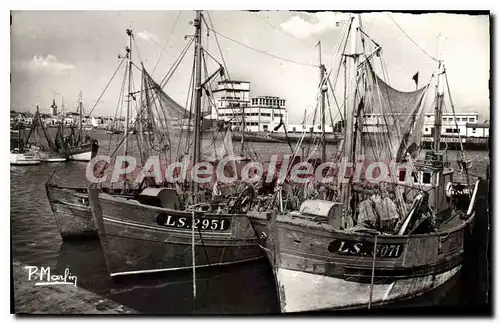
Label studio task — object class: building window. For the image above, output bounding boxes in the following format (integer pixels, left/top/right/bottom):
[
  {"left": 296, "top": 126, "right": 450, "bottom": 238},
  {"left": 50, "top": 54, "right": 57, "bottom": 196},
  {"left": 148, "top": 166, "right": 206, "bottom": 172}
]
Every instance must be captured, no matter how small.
[
  {"left": 469, "top": 117, "right": 475, "bottom": 122},
  {"left": 445, "top": 128, "right": 453, "bottom": 133},
  {"left": 263, "top": 125, "right": 268, "bottom": 131},
  {"left": 454, "top": 128, "right": 459, "bottom": 133},
  {"left": 462, "top": 117, "right": 467, "bottom": 122}
]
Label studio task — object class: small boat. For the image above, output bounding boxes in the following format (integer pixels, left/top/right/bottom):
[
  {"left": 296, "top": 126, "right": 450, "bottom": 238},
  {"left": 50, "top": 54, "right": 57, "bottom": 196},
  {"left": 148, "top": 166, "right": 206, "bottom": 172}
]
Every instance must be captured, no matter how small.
[
  {"left": 10, "top": 148, "right": 41, "bottom": 165},
  {"left": 10, "top": 128, "right": 41, "bottom": 165}
]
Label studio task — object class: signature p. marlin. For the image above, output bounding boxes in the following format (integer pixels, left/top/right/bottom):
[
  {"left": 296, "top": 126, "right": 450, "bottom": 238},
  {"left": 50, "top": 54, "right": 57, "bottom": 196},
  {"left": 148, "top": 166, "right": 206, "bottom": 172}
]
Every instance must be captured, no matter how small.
[{"left": 25, "top": 266, "right": 78, "bottom": 287}]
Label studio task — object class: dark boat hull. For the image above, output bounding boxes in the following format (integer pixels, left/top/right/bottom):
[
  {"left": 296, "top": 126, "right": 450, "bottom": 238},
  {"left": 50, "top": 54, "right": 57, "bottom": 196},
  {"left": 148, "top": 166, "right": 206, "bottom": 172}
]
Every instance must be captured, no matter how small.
[
  {"left": 66, "top": 140, "right": 99, "bottom": 162},
  {"left": 88, "top": 190, "right": 265, "bottom": 277},
  {"left": 45, "top": 184, "right": 97, "bottom": 240}
]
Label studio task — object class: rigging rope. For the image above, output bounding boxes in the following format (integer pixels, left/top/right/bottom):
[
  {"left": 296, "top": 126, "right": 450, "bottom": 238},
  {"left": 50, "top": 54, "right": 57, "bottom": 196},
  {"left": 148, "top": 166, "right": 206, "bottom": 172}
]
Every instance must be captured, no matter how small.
[
  {"left": 87, "top": 56, "right": 127, "bottom": 116},
  {"left": 251, "top": 12, "right": 310, "bottom": 45},
  {"left": 206, "top": 28, "right": 319, "bottom": 68},
  {"left": 152, "top": 11, "right": 182, "bottom": 75},
  {"left": 386, "top": 13, "right": 439, "bottom": 63}
]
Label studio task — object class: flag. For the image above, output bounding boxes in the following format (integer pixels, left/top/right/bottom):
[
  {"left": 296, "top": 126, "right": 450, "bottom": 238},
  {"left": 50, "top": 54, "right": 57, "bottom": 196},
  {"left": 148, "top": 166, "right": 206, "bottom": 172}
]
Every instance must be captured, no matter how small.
[{"left": 412, "top": 72, "right": 419, "bottom": 88}]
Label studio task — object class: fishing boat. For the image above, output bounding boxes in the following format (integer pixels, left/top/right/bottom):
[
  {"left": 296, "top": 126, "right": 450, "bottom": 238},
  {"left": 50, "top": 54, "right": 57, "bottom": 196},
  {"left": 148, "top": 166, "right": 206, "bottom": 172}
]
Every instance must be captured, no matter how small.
[
  {"left": 10, "top": 148, "right": 41, "bottom": 165},
  {"left": 262, "top": 14, "right": 481, "bottom": 312},
  {"left": 44, "top": 16, "right": 247, "bottom": 243},
  {"left": 10, "top": 128, "right": 41, "bottom": 165},
  {"left": 64, "top": 93, "right": 99, "bottom": 162},
  {"left": 86, "top": 12, "right": 272, "bottom": 278},
  {"left": 20, "top": 105, "right": 67, "bottom": 162}
]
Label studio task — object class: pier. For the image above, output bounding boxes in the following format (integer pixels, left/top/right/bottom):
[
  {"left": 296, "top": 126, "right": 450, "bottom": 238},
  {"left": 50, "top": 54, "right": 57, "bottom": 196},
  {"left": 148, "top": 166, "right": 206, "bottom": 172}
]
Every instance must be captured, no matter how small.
[{"left": 12, "top": 261, "right": 137, "bottom": 314}]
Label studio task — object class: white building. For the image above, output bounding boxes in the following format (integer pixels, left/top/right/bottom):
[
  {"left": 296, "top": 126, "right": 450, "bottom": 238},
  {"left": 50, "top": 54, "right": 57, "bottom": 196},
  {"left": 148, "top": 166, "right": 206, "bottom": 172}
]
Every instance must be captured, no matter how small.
[
  {"left": 466, "top": 123, "right": 489, "bottom": 138},
  {"left": 241, "top": 96, "right": 288, "bottom": 132},
  {"left": 211, "top": 80, "right": 250, "bottom": 123},
  {"left": 422, "top": 112, "right": 479, "bottom": 137},
  {"left": 211, "top": 80, "right": 288, "bottom": 133}
]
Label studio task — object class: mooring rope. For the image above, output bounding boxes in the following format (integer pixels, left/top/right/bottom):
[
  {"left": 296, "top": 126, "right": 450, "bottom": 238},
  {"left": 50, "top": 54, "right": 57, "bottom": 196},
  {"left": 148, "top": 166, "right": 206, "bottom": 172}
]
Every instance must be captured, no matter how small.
[
  {"left": 191, "top": 209, "right": 196, "bottom": 305},
  {"left": 368, "top": 235, "right": 378, "bottom": 309}
]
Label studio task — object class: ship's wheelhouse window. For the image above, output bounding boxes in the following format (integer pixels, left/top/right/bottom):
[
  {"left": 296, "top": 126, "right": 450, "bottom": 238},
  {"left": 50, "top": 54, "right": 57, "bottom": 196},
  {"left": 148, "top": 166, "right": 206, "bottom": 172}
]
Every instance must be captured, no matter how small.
[
  {"left": 422, "top": 172, "right": 431, "bottom": 184},
  {"left": 462, "top": 117, "right": 467, "bottom": 122},
  {"left": 292, "top": 127, "right": 296, "bottom": 133},
  {"left": 398, "top": 169, "right": 406, "bottom": 182},
  {"left": 263, "top": 125, "right": 268, "bottom": 131},
  {"left": 425, "top": 128, "right": 428, "bottom": 132},
  {"left": 472, "top": 128, "right": 476, "bottom": 133},
  {"left": 469, "top": 117, "right": 475, "bottom": 122}
]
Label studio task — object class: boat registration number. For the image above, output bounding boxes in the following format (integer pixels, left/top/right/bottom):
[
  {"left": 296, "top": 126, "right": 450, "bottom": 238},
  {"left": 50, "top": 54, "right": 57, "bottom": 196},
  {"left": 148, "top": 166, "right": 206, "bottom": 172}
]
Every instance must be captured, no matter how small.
[
  {"left": 155, "top": 213, "right": 230, "bottom": 231},
  {"left": 328, "top": 240, "right": 404, "bottom": 258}
]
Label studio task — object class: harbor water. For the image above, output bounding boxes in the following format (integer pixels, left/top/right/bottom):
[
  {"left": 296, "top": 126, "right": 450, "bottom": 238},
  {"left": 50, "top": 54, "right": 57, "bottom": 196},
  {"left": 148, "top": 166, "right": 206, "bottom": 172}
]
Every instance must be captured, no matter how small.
[{"left": 10, "top": 130, "right": 490, "bottom": 314}]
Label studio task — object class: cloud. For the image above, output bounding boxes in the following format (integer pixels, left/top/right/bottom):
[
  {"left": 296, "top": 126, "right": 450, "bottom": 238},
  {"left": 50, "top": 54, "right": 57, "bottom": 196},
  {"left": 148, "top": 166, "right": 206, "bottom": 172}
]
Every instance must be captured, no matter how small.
[
  {"left": 280, "top": 12, "right": 349, "bottom": 39},
  {"left": 14, "top": 54, "right": 75, "bottom": 72},
  {"left": 136, "top": 30, "right": 159, "bottom": 43}
]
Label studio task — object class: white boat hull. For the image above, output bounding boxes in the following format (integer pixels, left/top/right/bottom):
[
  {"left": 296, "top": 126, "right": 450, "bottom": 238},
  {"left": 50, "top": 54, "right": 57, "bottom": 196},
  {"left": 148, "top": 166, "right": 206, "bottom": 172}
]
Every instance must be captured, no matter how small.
[
  {"left": 38, "top": 151, "right": 67, "bottom": 162},
  {"left": 10, "top": 153, "right": 41, "bottom": 165},
  {"left": 275, "top": 266, "right": 460, "bottom": 312},
  {"left": 69, "top": 150, "right": 92, "bottom": 161},
  {"left": 43, "top": 157, "right": 67, "bottom": 162}
]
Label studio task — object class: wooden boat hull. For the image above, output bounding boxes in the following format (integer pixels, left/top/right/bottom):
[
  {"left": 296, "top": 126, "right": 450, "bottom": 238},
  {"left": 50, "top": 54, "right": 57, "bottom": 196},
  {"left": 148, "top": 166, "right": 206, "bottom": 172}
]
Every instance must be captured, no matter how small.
[
  {"left": 266, "top": 209, "right": 475, "bottom": 313},
  {"left": 88, "top": 190, "right": 264, "bottom": 277},
  {"left": 45, "top": 185, "right": 97, "bottom": 240}
]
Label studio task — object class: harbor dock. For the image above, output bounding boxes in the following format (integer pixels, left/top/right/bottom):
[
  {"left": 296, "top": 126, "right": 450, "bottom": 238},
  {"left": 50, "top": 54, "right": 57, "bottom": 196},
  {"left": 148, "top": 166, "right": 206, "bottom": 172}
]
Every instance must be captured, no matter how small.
[{"left": 12, "top": 261, "right": 137, "bottom": 314}]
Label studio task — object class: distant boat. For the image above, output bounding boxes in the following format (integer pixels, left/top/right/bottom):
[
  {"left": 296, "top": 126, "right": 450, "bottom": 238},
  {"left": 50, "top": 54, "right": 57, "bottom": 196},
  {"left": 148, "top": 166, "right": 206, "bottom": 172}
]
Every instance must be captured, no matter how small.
[
  {"left": 10, "top": 148, "right": 41, "bottom": 165},
  {"left": 38, "top": 150, "right": 67, "bottom": 163},
  {"left": 10, "top": 128, "right": 41, "bottom": 165}
]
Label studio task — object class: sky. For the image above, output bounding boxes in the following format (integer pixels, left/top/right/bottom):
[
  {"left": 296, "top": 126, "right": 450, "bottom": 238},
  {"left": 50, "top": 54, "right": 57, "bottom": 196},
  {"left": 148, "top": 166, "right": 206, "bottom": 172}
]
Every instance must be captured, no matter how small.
[{"left": 10, "top": 11, "right": 490, "bottom": 123}]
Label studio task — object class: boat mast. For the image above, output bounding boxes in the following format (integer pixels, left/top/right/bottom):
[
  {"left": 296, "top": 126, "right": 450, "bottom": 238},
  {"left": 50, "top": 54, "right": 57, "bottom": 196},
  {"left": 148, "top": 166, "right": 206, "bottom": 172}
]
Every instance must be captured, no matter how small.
[
  {"left": 78, "top": 92, "right": 83, "bottom": 144},
  {"left": 61, "top": 96, "right": 64, "bottom": 136},
  {"left": 340, "top": 14, "right": 359, "bottom": 221},
  {"left": 192, "top": 10, "right": 203, "bottom": 200},
  {"left": 433, "top": 33, "right": 444, "bottom": 153},
  {"left": 319, "top": 41, "right": 326, "bottom": 162},
  {"left": 124, "top": 27, "right": 133, "bottom": 157}
]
